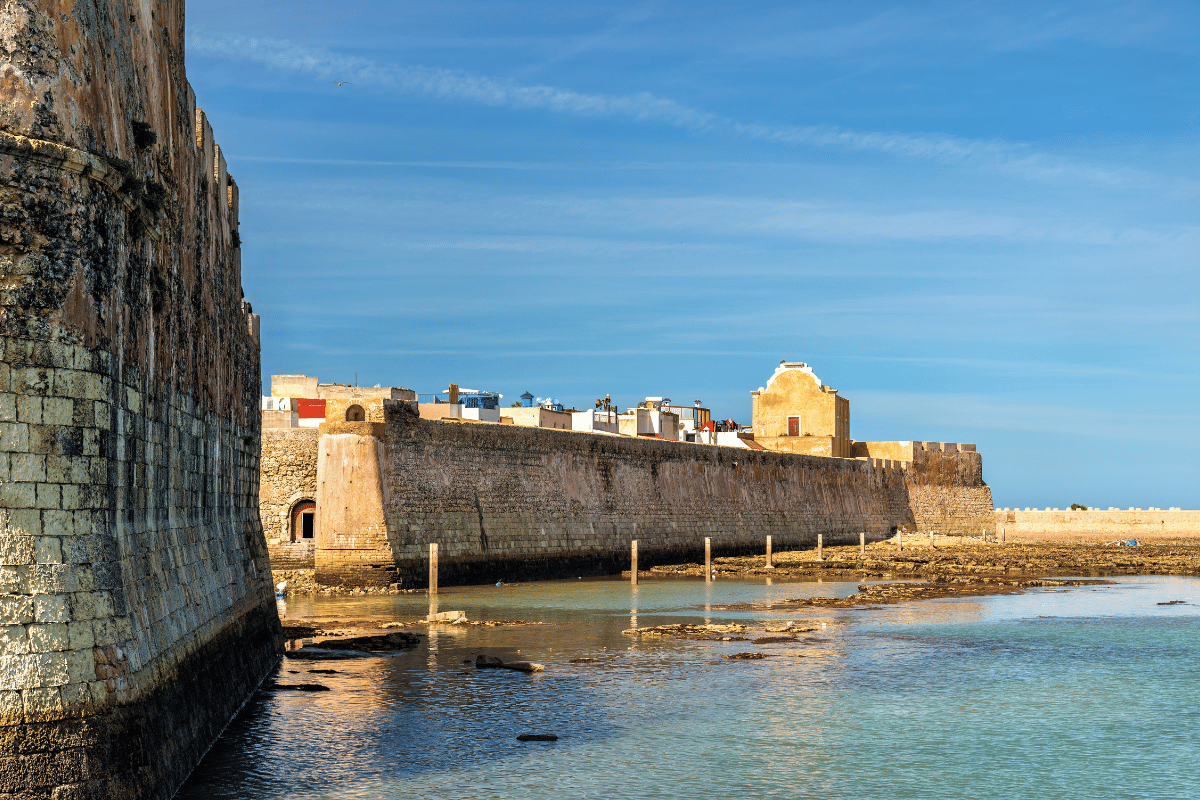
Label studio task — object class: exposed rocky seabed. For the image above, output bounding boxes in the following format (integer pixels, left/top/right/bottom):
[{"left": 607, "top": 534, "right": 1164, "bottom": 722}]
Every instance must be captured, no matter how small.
[{"left": 649, "top": 537, "right": 1200, "bottom": 584}]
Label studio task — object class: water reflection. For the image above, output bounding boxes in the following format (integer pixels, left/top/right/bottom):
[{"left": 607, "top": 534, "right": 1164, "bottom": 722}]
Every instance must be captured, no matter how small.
[{"left": 181, "top": 575, "right": 1200, "bottom": 800}]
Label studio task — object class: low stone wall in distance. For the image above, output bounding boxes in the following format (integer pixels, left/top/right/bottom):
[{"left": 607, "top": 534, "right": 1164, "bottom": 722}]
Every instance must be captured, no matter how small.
[{"left": 996, "top": 509, "right": 1200, "bottom": 542}]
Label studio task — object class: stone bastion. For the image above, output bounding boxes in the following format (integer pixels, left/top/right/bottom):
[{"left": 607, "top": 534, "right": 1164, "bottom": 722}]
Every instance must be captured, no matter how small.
[{"left": 1, "top": 3, "right": 280, "bottom": 798}]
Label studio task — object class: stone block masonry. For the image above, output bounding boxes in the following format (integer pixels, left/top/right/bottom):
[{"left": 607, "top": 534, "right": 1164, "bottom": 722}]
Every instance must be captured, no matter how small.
[
  {"left": 0, "top": 3, "right": 280, "bottom": 799},
  {"left": 313, "top": 402, "right": 949, "bottom": 587},
  {"left": 907, "top": 447, "right": 994, "bottom": 535},
  {"left": 261, "top": 428, "right": 319, "bottom": 569},
  {"left": 996, "top": 509, "right": 1200, "bottom": 542}
]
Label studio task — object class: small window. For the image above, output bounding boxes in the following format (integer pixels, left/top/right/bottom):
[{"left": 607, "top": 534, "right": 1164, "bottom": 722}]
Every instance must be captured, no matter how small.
[
  {"left": 290, "top": 500, "right": 316, "bottom": 542},
  {"left": 346, "top": 404, "right": 365, "bottom": 422}
]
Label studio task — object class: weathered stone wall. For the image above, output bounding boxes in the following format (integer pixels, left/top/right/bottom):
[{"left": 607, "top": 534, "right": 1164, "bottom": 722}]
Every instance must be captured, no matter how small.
[
  {"left": 313, "top": 402, "right": 920, "bottom": 587},
  {"left": 906, "top": 448, "right": 994, "bottom": 535},
  {"left": 995, "top": 509, "right": 1200, "bottom": 542},
  {"left": 261, "top": 428, "right": 318, "bottom": 569},
  {"left": 0, "top": 3, "right": 279, "bottom": 798}
]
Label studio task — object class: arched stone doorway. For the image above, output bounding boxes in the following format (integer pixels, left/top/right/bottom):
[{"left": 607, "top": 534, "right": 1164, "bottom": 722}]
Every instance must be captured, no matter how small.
[
  {"left": 346, "top": 404, "right": 365, "bottom": 422},
  {"left": 290, "top": 500, "right": 316, "bottom": 542}
]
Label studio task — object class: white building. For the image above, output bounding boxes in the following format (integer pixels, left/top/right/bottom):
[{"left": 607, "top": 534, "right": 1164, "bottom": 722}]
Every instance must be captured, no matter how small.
[
  {"left": 571, "top": 408, "right": 620, "bottom": 434},
  {"left": 618, "top": 402, "right": 681, "bottom": 440}
]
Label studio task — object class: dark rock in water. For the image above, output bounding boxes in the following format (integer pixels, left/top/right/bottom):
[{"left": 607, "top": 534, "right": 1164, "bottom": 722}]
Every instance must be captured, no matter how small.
[
  {"left": 569, "top": 657, "right": 601, "bottom": 663},
  {"left": 752, "top": 636, "right": 796, "bottom": 644},
  {"left": 476, "top": 654, "right": 545, "bottom": 672},
  {"left": 281, "top": 625, "right": 319, "bottom": 639},
  {"left": 285, "top": 648, "right": 376, "bottom": 660},
  {"left": 311, "top": 632, "right": 422, "bottom": 652},
  {"left": 308, "top": 668, "right": 340, "bottom": 674},
  {"left": 269, "top": 683, "right": 330, "bottom": 692},
  {"left": 722, "top": 652, "right": 769, "bottom": 660},
  {"left": 1157, "top": 600, "right": 1186, "bottom": 605},
  {"left": 517, "top": 734, "right": 559, "bottom": 741}
]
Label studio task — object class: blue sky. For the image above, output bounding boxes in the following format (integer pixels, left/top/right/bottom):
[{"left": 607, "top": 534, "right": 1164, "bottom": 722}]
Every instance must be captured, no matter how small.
[{"left": 184, "top": 1, "right": 1199, "bottom": 509}]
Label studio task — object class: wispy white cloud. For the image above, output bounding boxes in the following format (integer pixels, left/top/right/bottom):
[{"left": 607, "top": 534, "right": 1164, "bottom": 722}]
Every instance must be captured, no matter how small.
[
  {"left": 834, "top": 354, "right": 1200, "bottom": 382},
  {"left": 398, "top": 236, "right": 723, "bottom": 256},
  {"left": 234, "top": 155, "right": 825, "bottom": 171},
  {"left": 284, "top": 341, "right": 771, "bottom": 358},
  {"left": 729, "top": 123, "right": 1157, "bottom": 187},
  {"left": 718, "top": 2, "right": 1196, "bottom": 62},
  {"left": 852, "top": 390, "right": 1200, "bottom": 437},
  {"left": 248, "top": 182, "right": 1197, "bottom": 246},
  {"left": 191, "top": 36, "right": 716, "bottom": 129},
  {"left": 189, "top": 35, "right": 1182, "bottom": 191}
]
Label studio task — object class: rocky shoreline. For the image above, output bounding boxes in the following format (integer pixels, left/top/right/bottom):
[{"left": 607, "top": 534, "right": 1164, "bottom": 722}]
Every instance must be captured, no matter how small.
[
  {"left": 648, "top": 538, "right": 1200, "bottom": 584},
  {"left": 715, "top": 576, "right": 1114, "bottom": 610}
]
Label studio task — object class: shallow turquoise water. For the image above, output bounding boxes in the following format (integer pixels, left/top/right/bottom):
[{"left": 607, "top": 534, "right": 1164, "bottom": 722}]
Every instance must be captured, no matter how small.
[{"left": 179, "top": 575, "right": 1200, "bottom": 800}]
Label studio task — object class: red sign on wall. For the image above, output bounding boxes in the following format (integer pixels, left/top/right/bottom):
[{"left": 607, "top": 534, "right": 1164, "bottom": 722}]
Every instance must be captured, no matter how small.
[{"left": 296, "top": 399, "right": 327, "bottom": 419}]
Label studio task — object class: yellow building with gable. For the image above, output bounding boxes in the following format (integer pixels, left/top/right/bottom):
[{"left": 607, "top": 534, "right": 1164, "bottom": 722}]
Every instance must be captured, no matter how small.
[{"left": 751, "top": 361, "right": 852, "bottom": 457}]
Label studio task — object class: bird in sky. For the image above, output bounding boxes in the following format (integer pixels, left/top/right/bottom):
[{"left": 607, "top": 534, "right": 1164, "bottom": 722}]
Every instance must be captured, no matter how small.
[{"left": 332, "top": 81, "right": 350, "bottom": 86}]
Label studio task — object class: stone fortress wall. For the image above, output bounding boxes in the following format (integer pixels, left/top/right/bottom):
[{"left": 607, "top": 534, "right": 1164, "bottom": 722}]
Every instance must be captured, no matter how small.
[
  {"left": 305, "top": 401, "right": 994, "bottom": 588},
  {"left": 0, "top": 3, "right": 279, "bottom": 799},
  {"left": 896, "top": 444, "right": 992, "bottom": 536},
  {"left": 996, "top": 508, "right": 1200, "bottom": 542},
  {"left": 260, "top": 427, "right": 319, "bottom": 568}
]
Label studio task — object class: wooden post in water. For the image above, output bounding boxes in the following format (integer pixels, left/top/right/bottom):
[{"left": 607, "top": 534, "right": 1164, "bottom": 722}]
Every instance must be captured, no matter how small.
[
  {"left": 860, "top": 531, "right": 866, "bottom": 555},
  {"left": 897, "top": 531, "right": 903, "bottom": 552},
  {"left": 765, "top": 535, "right": 773, "bottom": 569},
  {"left": 631, "top": 540, "right": 638, "bottom": 585},
  {"left": 705, "top": 537, "right": 712, "bottom": 582},
  {"left": 930, "top": 531, "right": 935, "bottom": 549},
  {"left": 817, "top": 533, "right": 823, "bottom": 561},
  {"left": 428, "top": 542, "right": 438, "bottom": 595}
]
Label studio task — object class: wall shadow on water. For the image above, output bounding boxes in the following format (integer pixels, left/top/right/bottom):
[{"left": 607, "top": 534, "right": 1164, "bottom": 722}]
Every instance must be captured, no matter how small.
[
  {"left": 177, "top": 577, "right": 1200, "bottom": 800},
  {"left": 176, "top": 617, "right": 641, "bottom": 799}
]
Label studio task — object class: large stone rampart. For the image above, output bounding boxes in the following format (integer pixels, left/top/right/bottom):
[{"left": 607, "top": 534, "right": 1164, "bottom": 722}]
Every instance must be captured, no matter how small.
[
  {"left": 996, "top": 509, "right": 1200, "bottom": 542},
  {"left": 1, "top": 3, "right": 279, "bottom": 798},
  {"left": 313, "top": 402, "right": 966, "bottom": 587}
]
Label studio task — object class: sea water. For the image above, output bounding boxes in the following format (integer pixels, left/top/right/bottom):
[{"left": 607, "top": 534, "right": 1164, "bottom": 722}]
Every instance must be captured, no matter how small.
[{"left": 179, "top": 575, "right": 1200, "bottom": 800}]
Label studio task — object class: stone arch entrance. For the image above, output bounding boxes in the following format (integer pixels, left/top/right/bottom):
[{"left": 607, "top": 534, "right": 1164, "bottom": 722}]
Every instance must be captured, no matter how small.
[
  {"left": 346, "top": 404, "right": 365, "bottom": 422},
  {"left": 290, "top": 499, "right": 316, "bottom": 542}
]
